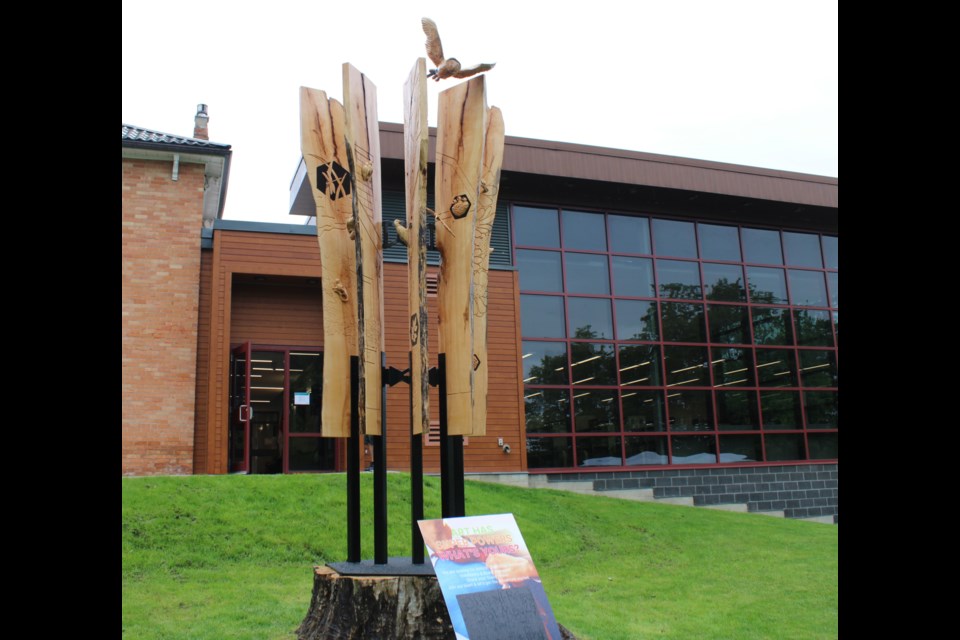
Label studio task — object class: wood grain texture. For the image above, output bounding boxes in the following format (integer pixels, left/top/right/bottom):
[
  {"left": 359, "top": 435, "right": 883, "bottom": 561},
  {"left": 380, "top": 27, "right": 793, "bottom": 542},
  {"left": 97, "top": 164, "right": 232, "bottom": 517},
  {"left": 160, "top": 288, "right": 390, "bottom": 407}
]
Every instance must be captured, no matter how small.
[
  {"left": 300, "top": 87, "right": 357, "bottom": 438},
  {"left": 343, "top": 64, "right": 384, "bottom": 436},
  {"left": 471, "top": 106, "right": 505, "bottom": 436},
  {"left": 435, "top": 76, "right": 487, "bottom": 436},
  {"left": 403, "top": 58, "right": 430, "bottom": 436}
]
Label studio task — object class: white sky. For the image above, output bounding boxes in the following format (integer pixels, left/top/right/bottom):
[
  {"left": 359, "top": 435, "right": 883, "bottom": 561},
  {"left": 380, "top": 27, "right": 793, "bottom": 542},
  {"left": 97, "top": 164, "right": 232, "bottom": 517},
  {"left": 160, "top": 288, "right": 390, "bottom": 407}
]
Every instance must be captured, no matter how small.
[{"left": 122, "top": 0, "right": 837, "bottom": 223}]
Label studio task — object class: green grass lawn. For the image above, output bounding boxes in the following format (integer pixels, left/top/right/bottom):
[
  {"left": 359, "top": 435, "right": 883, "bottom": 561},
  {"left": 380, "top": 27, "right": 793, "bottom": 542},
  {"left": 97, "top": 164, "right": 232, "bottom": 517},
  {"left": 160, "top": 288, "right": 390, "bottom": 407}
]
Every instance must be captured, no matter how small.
[{"left": 122, "top": 474, "right": 837, "bottom": 639}]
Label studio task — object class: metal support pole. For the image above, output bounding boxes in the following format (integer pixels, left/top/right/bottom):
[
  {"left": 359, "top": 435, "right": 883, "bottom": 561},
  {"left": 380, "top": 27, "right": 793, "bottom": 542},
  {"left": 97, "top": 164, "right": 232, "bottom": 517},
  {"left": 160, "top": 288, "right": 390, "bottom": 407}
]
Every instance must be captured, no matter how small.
[
  {"left": 410, "top": 351, "right": 424, "bottom": 564},
  {"left": 347, "top": 356, "right": 360, "bottom": 563},
  {"left": 439, "top": 353, "right": 454, "bottom": 518},
  {"left": 453, "top": 434, "right": 465, "bottom": 517},
  {"left": 374, "top": 353, "right": 388, "bottom": 565}
]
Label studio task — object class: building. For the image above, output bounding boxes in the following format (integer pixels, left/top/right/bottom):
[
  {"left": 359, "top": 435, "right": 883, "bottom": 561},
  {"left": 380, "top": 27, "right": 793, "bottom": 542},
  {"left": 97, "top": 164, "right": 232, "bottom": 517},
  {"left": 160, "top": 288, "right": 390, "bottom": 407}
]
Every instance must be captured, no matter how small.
[{"left": 122, "top": 116, "right": 837, "bottom": 519}]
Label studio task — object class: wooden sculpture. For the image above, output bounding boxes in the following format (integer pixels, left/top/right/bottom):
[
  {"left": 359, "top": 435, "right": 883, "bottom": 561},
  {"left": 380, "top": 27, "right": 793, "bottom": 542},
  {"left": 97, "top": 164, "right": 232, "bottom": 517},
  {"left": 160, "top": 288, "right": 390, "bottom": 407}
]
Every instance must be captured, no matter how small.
[
  {"left": 421, "top": 17, "right": 496, "bottom": 81},
  {"left": 299, "top": 87, "right": 357, "bottom": 438}
]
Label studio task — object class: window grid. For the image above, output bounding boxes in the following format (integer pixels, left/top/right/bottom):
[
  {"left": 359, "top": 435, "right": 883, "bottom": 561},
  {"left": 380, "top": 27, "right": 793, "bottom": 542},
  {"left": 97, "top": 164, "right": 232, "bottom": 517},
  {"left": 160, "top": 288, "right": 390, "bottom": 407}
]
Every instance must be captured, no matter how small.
[{"left": 515, "top": 205, "right": 837, "bottom": 470}]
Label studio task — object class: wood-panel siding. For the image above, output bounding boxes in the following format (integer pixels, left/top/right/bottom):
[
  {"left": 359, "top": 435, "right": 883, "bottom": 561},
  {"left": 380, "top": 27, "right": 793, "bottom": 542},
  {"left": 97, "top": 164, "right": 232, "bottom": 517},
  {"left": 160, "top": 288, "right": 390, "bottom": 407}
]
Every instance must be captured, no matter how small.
[{"left": 197, "top": 228, "right": 524, "bottom": 474}]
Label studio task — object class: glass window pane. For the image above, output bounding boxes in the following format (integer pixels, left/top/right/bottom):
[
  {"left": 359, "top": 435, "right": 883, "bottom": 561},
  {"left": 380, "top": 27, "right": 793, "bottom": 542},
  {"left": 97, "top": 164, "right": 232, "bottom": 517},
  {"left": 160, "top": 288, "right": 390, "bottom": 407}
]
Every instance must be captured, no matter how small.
[
  {"left": 622, "top": 390, "right": 666, "bottom": 432},
  {"left": 808, "top": 433, "right": 838, "bottom": 460},
  {"left": 290, "top": 352, "right": 323, "bottom": 434},
  {"left": 703, "top": 263, "right": 746, "bottom": 302},
  {"left": 751, "top": 307, "right": 793, "bottom": 346},
  {"left": 822, "top": 236, "right": 838, "bottom": 270},
  {"left": 827, "top": 272, "right": 838, "bottom": 308},
  {"left": 521, "top": 341, "right": 568, "bottom": 385},
  {"left": 760, "top": 391, "right": 802, "bottom": 429},
  {"left": 742, "top": 228, "right": 783, "bottom": 264},
  {"left": 764, "top": 434, "right": 806, "bottom": 461},
  {"left": 708, "top": 305, "right": 751, "bottom": 344},
  {"left": 783, "top": 232, "right": 824, "bottom": 267},
  {"left": 562, "top": 210, "right": 606, "bottom": 251},
  {"left": 799, "top": 350, "right": 837, "bottom": 387},
  {"left": 804, "top": 391, "right": 838, "bottom": 429},
  {"left": 576, "top": 436, "right": 623, "bottom": 467},
  {"left": 794, "top": 309, "right": 834, "bottom": 346},
  {"left": 657, "top": 259, "right": 702, "bottom": 299},
  {"left": 527, "top": 437, "right": 573, "bottom": 468},
  {"left": 671, "top": 435, "right": 717, "bottom": 464},
  {"left": 569, "top": 342, "right": 616, "bottom": 385},
  {"left": 573, "top": 390, "right": 620, "bottom": 433},
  {"left": 832, "top": 311, "right": 838, "bottom": 344},
  {"left": 565, "top": 253, "right": 610, "bottom": 294},
  {"left": 667, "top": 391, "right": 713, "bottom": 431},
  {"left": 568, "top": 297, "right": 613, "bottom": 339},
  {"left": 653, "top": 218, "right": 697, "bottom": 258},
  {"left": 660, "top": 302, "right": 706, "bottom": 342},
  {"left": 788, "top": 270, "right": 828, "bottom": 307},
  {"left": 615, "top": 300, "right": 659, "bottom": 341},
  {"left": 719, "top": 435, "right": 762, "bottom": 462},
  {"left": 618, "top": 344, "right": 661, "bottom": 386},
  {"left": 520, "top": 295, "right": 566, "bottom": 338},
  {"left": 524, "top": 390, "right": 571, "bottom": 433},
  {"left": 288, "top": 437, "right": 335, "bottom": 471},
  {"left": 516, "top": 249, "right": 563, "bottom": 292},
  {"left": 625, "top": 436, "right": 669, "bottom": 465},
  {"left": 664, "top": 345, "right": 709, "bottom": 386},
  {"left": 712, "top": 347, "right": 755, "bottom": 387},
  {"left": 756, "top": 349, "right": 796, "bottom": 387},
  {"left": 609, "top": 215, "right": 651, "bottom": 254},
  {"left": 747, "top": 267, "right": 788, "bottom": 304},
  {"left": 513, "top": 206, "right": 559, "bottom": 247},
  {"left": 611, "top": 256, "right": 655, "bottom": 297},
  {"left": 716, "top": 390, "right": 760, "bottom": 430},
  {"left": 698, "top": 223, "right": 742, "bottom": 262}
]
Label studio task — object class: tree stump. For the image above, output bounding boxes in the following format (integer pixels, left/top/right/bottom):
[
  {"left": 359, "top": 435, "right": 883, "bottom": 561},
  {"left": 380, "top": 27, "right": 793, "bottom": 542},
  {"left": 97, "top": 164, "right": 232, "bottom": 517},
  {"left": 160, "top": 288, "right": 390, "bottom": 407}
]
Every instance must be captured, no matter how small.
[{"left": 297, "top": 566, "right": 453, "bottom": 639}]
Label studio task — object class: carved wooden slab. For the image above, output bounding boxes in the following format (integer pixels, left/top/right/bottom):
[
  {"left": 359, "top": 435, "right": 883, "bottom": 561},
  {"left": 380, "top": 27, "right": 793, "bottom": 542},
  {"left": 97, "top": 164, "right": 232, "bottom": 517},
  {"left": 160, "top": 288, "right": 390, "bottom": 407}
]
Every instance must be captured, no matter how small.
[
  {"left": 299, "top": 87, "right": 357, "bottom": 438},
  {"left": 435, "top": 76, "right": 487, "bottom": 436},
  {"left": 342, "top": 64, "right": 384, "bottom": 436},
  {"left": 470, "top": 106, "right": 505, "bottom": 436},
  {"left": 403, "top": 58, "right": 430, "bottom": 436}
]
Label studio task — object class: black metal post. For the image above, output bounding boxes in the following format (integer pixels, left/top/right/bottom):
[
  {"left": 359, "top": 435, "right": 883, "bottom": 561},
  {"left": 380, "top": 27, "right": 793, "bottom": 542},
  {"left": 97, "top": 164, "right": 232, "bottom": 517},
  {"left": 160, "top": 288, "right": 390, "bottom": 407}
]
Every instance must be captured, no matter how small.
[
  {"left": 374, "top": 353, "right": 389, "bottom": 565},
  {"left": 347, "top": 356, "right": 361, "bottom": 563},
  {"left": 439, "top": 353, "right": 454, "bottom": 518},
  {"left": 453, "top": 434, "right": 465, "bottom": 517},
  {"left": 410, "top": 351, "right": 425, "bottom": 564}
]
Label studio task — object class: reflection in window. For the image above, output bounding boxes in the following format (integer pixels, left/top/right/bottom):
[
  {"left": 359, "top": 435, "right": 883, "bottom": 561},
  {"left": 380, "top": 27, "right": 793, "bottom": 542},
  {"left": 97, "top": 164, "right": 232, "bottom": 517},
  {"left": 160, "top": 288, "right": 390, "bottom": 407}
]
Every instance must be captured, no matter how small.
[
  {"left": 609, "top": 215, "right": 651, "bottom": 255},
  {"left": 671, "top": 435, "right": 717, "bottom": 464},
  {"left": 716, "top": 390, "right": 760, "bottom": 430},
  {"left": 622, "top": 390, "right": 666, "bottom": 432},
  {"left": 520, "top": 295, "right": 565, "bottom": 338},
  {"left": 524, "top": 390, "right": 571, "bottom": 433},
  {"left": 521, "top": 341, "right": 568, "bottom": 385},
  {"left": 615, "top": 300, "right": 658, "bottom": 341},
  {"left": 783, "top": 232, "right": 823, "bottom": 268},
  {"left": 663, "top": 345, "right": 709, "bottom": 386},
  {"left": 653, "top": 219, "right": 697, "bottom": 258},
  {"left": 699, "top": 224, "right": 741, "bottom": 262},
  {"left": 668, "top": 391, "right": 713, "bottom": 431},
  {"left": 611, "top": 256, "right": 655, "bottom": 297},
  {"left": 625, "top": 436, "right": 668, "bottom": 465},
  {"left": 764, "top": 434, "right": 805, "bottom": 461},
  {"left": 290, "top": 352, "right": 323, "bottom": 433},
  {"left": 527, "top": 437, "right": 573, "bottom": 468},
  {"left": 516, "top": 250, "right": 563, "bottom": 292},
  {"left": 804, "top": 391, "right": 838, "bottom": 428},
  {"left": 563, "top": 210, "right": 607, "bottom": 251},
  {"left": 703, "top": 263, "right": 746, "bottom": 301},
  {"left": 569, "top": 342, "right": 616, "bottom": 385},
  {"left": 760, "top": 391, "right": 802, "bottom": 429},
  {"left": 756, "top": 349, "right": 796, "bottom": 386},
  {"left": 712, "top": 347, "right": 754, "bottom": 387},
  {"left": 822, "top": 236, "right": 838, "bottom": 270},
  {"left": 660, "top": 302, "right": 706, "bottom": 342},
  {"left": 708, "top": 305, "right": 751, "bottom": 344},
  {"left": 742, "top": 228, "right": 783, "bottom": 265},
  {"left": 719, "top": 435, "right": 762, "bottom": 462},
  {"left": 751, "top": 307, "right": 793, "bottom": 346},
  {"left": 747, "top": 267, "right": 788, "bottom": 304},
  {"left": 567, "top": 297, "right": 613, "bottom": 339},
  {"left": 808, "top": 433, "right": 838, "bottom": 459},
  {"left": 794, "top": 309, "right": 834, "bottom": 346},
  {"left": 514, "top": 206, "right": 559, "bottom": 247},
  {"left": 573, "top": 389, "right": 620, "bottom": 432},
  {"left": 288, "top": 437, "right": 335, "bottom": 471},
  {"left": 827, "top": 272, "right": 838, "bottom": 308},
  {"left": 788, "top": 270, "right": 828, "bottom": 307},
  {"left": 799, "top": 350, "right": 837, "bottom": 387},
  {"left": 618, "top": 344, "right": 661, "bottom": 386},
  {"left": 657, "top": 259, "right": 702, "bottom": 299},
  {"left": 565, "top": 252, "right": 610, "bottom": 294},
  {"left": 576, "top": 436, "right": 623, "bottom": 467}
]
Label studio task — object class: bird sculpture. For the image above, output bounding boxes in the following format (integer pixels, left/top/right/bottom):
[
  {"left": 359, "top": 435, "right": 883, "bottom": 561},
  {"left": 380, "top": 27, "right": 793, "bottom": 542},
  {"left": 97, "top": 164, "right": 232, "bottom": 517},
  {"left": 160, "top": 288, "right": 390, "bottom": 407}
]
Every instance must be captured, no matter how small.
[{"left": 421, "top": 17, "right": 496, "bottom": 81}]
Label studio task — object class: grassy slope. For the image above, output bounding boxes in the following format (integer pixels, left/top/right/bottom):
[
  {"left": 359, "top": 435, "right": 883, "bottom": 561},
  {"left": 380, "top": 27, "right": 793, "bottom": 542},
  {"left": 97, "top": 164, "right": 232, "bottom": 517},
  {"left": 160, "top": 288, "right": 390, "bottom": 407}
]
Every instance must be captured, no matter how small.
[{"left": 122, "top": 474, "right": 837, "bottom": 640}]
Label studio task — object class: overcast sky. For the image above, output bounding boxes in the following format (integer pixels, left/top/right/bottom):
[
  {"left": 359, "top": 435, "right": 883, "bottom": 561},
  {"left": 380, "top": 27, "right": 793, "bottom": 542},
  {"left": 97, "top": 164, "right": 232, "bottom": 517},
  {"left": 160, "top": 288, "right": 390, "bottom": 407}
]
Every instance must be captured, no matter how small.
[{"left": 122, "top": 0, "right": 837, "bottom": 223}]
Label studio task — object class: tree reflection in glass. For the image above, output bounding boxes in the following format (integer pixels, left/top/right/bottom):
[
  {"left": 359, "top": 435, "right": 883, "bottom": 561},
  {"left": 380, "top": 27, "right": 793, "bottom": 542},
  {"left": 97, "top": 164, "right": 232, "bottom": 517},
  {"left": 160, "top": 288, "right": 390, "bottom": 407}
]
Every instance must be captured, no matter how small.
[
  {"left": 521, "top": 341, "right": 568, "bottom": 385},
  {"left": 573, "top": 389, "right": 619, "bottom": 432},
  {"left": 524, "top": 390, "right": 571, "bottom": 433}
]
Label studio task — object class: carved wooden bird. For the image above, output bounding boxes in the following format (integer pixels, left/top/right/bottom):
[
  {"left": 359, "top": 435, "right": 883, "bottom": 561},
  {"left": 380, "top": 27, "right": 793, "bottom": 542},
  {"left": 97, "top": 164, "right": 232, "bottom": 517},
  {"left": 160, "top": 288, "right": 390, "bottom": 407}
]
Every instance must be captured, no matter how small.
[{"left": 421, "top": 17, "right": 496, "bottom": 81}]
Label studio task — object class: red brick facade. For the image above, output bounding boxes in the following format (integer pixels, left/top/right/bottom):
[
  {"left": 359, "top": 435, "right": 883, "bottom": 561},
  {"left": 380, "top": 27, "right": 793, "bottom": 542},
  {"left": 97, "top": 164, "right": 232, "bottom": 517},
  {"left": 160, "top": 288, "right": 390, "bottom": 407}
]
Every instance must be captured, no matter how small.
[{"left": 122, "top": 158, "right": 205, "bottom": 475}]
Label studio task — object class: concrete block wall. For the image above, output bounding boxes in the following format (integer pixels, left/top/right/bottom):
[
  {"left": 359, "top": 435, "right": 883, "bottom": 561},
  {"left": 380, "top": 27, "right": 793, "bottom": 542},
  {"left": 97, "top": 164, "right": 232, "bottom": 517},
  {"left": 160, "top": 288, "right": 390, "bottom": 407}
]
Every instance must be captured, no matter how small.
[{"left": 122, "top": 158, "right": 205, "bottom": 475}]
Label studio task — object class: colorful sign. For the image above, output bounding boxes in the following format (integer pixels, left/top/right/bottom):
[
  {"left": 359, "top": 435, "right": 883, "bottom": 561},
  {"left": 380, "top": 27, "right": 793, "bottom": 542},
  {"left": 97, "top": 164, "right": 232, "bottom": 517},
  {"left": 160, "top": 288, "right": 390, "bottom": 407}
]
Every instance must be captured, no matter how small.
[{"left": 418, "top": 513, "right": 561, "bottom": 640}]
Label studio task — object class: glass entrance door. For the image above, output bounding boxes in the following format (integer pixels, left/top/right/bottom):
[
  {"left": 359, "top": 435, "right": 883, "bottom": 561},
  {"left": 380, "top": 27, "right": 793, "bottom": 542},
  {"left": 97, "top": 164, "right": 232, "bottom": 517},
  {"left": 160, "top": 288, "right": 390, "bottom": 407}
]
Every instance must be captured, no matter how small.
[
  {"left": 228, "top": 343, "right": 251, "bottom": 472},
  {"left": 249, "top": 351, "right": 285, "bottom": 474}
]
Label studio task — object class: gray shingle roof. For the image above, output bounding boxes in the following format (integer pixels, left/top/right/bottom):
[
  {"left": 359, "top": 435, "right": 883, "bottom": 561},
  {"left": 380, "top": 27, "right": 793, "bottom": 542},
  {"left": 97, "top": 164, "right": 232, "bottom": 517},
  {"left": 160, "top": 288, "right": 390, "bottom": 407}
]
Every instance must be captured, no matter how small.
[{"left": 122, "top": 124, "right": 231, "bottom": 150}]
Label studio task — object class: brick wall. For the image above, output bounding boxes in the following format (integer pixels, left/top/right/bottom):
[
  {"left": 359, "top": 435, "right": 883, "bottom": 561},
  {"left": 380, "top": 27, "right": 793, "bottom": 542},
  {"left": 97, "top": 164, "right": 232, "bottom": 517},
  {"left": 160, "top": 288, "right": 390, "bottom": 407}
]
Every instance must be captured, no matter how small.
[{"left": 122, "top": 158, "right": 205, "bottom": 475}]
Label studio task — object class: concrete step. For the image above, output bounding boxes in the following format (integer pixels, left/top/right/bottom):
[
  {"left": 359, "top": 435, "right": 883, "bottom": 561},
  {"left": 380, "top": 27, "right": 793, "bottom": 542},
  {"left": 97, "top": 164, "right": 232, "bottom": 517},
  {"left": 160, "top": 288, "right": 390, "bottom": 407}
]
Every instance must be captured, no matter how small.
[
  {"left": 798, "top": 515, "right": 836, "bottom": 524},
  {"left": 702, "top": 503, "right": 749, "bottom": 513},
  {"left": 753, "top": 510, "right": 786, "bottom": 518},
  {"left": 654, "top": 496, "right": 695, "bottom": 506},
  {"left": 593, "top": 488, "right": 656, "bottom": 501}
]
